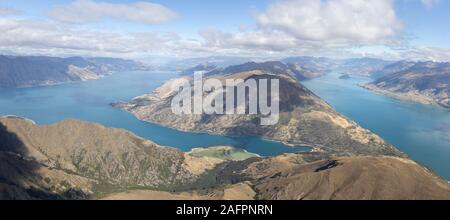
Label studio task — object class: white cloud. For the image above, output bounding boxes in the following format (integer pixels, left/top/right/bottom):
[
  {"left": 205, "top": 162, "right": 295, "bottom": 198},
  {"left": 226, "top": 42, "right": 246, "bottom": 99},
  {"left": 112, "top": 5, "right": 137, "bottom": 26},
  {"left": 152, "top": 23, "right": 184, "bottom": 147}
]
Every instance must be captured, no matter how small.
[
  {"left": 0, "top": 6, "right": 20, "bottom": 16},
  {"left": 190, "top": 0, "right": 406, "bottom": 56},
  {"left": 256, "top": 0, "right": 403, "bottom": 45},
  {"left": 199, "top": 29, "right": 297, "bottom": 52},
  {"left": 350, "top": 46, "right": 450, "bottom": 62},
  {"left": 0, "top": 17, "right": 308, "bottom": 58},
  {"left": 421, "top": 0, "right": 440, "bottom": 9},
  {"left": 0, "top": 0, "right": 447, "bottom": 61},
  {"left": 0, "top": 18, "right": 183, "bottom": 57},
  {"left": 48, "top": 0, "right": 177, "bottom": 24},
  {"left": 401, "top": 46, "right": 450, "bottom": 62}
]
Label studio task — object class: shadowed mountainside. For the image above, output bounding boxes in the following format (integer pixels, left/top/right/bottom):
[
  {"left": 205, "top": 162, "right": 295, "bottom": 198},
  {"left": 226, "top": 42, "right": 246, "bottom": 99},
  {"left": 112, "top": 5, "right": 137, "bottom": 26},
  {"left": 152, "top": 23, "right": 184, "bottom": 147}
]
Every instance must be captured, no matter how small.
[
  {"left": 0, "top": 122, "right": 92, "bottom": 199},
  {"left": 0, "top": 117, "right": 449, "bottom": 200},
  {"left": 0, "top": 117, "right": 207, "bottom": 199}
]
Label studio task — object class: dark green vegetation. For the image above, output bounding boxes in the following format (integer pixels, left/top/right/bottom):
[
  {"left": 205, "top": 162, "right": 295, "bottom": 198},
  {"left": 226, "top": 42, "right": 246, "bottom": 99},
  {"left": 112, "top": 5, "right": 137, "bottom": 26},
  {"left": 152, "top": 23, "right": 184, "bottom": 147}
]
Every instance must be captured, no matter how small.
[{"left": 188, "top": 146, "right": 259, "bottom": 161}]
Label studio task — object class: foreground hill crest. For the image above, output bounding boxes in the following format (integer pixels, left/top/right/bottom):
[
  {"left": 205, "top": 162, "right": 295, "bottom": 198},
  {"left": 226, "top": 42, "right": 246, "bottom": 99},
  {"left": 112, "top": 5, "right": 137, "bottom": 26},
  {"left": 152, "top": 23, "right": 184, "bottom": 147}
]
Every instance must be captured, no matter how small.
[{"left": 0, "top": 117, "right": 449, "bottom": 200}]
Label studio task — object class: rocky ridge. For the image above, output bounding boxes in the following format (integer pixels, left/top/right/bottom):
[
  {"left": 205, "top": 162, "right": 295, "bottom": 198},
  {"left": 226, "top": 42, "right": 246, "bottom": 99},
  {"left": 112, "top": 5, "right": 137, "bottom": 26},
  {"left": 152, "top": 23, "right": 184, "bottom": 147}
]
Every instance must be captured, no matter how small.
[{"left": 1, "top": 117, "right": 449, "bottom": 200}]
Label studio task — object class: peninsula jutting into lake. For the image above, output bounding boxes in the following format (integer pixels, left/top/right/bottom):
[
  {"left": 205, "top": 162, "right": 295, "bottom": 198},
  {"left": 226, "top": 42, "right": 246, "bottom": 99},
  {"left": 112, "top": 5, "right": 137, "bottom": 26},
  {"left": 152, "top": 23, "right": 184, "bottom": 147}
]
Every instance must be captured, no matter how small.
[{"left": 0, "top": 0, "right": 449, "bottom": 202}]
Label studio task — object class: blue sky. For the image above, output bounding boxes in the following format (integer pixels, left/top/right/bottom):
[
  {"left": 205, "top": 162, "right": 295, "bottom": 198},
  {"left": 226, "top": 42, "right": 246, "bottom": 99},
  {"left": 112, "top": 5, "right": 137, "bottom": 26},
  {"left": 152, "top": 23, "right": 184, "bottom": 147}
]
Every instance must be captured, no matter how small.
[
  {"left": 2, "top": 0, "right": 269, "bottom": 34},
  {"left": 394, "top": 0, "right": 450, "bottom": 48},
  {"left": 0, "top": 0, "right": 449, "bottom": 61}
]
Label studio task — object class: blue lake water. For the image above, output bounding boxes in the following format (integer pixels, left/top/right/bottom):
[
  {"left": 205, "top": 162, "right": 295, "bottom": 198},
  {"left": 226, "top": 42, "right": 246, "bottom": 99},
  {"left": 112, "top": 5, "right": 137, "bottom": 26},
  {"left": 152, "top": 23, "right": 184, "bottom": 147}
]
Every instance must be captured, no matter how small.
[
  {"left": 0, "top": 71, "right": 308, "bottom": 157},
  {"left": 303, "top": 72, "right": 450, "bottom": 180},
  {"left": 2, "top": 71, "right": 449, "bottom": 180}
]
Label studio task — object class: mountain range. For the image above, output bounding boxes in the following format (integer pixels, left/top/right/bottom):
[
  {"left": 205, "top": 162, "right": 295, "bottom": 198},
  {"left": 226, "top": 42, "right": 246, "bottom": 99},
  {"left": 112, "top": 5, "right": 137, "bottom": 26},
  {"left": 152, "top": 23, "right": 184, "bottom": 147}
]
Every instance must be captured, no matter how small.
[
  {"left": 1, "top": 57, "right": 450, "bottom": 200},
  {"left": 178, "top": 57, "right": 450, "bottom": 108},
  {"left": 180, "top": 56, "right": 395, "bottom": 79},
  {"left": 364, "top": 61, "right": 450, "bottom": 108},
  {"left": 0, "top": 55, "right": 148, "bottom": 88}
]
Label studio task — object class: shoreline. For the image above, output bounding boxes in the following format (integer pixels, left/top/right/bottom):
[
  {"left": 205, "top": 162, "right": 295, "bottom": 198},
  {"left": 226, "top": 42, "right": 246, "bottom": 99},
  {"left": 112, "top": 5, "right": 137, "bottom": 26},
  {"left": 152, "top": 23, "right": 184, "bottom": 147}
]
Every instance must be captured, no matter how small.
[
  {"left": 111, "top": 103, "right": 314, "bottom": 152},
  {"left": 360, "top": 84, "right": 440, "bottom": 107},
  {"left": 0, "top": 72, "right": 113, "bottom": 90}
]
